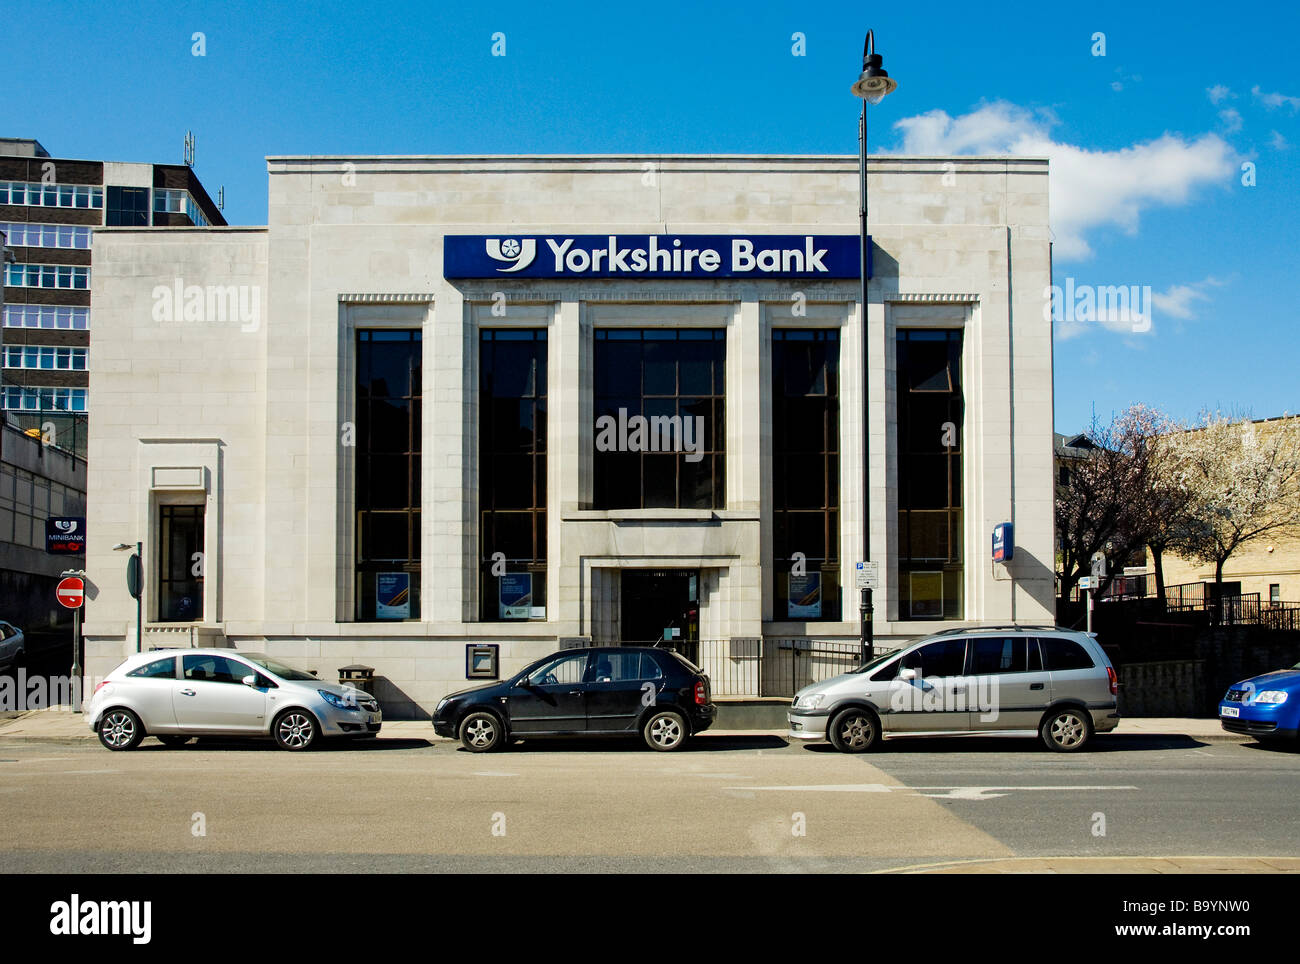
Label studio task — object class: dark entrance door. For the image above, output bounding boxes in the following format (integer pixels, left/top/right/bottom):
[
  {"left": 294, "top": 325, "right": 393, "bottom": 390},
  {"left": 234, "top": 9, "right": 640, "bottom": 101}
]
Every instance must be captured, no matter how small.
[{"left": 620, "top": 569, "right": 699, "bottom": 646}]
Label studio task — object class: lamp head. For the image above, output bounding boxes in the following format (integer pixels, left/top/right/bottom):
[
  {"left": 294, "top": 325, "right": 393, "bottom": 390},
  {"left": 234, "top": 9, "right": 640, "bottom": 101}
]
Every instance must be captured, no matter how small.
[{"left": 851, "top": 30, "right": 897, "bottom": 104}]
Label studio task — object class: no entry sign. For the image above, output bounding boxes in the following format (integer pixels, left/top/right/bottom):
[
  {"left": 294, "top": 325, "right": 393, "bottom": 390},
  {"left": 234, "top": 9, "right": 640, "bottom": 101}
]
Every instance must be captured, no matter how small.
[{"left": 56, "top": 576, "right": 84, "bottom": 609}]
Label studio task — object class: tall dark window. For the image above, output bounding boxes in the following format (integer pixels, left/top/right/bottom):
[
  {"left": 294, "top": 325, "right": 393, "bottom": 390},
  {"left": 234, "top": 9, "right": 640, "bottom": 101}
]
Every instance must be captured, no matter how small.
[
  {"left": 593, "top": 329, "right": 725, "bottom": 509},
  {"left": 896, "top": 329, "right": 964, "bottom": 619},
  {"left": 355, "top": 330, "right": 421, "bottom": 620},
  {"left": 158, "top": 505, "right": 203, "bottom": 621},
  {"left": 481, "top": 330, "right": 547, "bottom": 620},
  {"left": 105, "top": 186, "right": 150, "bottom": 226},
  {"left": 772, "top": 330, "right": 840, "bottom": 620}
]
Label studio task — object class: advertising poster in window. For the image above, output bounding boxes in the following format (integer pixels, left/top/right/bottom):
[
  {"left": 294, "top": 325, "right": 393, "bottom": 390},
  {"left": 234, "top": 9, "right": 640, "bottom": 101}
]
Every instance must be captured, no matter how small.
[
  {"left": 787, "top": 572, "right": 822, "bottom": 618},
  {"left": 499, "top": 573, "right": 532, "bottom": 620},
  {"left": 376, "top": 572, "right": 410, "bottom": 620},
  {"left": 910, "top": 571, "right": 943, "bottom": 618}
]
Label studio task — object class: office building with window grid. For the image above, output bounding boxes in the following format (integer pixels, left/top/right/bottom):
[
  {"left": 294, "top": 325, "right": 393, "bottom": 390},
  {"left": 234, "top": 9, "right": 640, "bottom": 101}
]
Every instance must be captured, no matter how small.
[
  {"left": 0, "top": 138, "right": 226, "bottom": 432},
  {"left": 83, "top": 154, "right": 1055, "bottom": 717}
]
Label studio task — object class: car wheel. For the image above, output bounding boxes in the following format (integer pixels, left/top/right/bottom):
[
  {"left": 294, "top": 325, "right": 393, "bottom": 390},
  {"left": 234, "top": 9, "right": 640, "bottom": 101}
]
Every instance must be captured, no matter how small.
[
  {"left": 459, "top": 711, "right": 504, "bottom": 752},
  {"left": 157, "top": 735, "right": 192, "bottom": 748},
  {"left": 98, "top": 709, "right": 144, "bottom": 751},
  {"left": 273, "top": 709, "right": 319, "bottom": 751},
  {"left": 642, "top": 710, "right": 688, "bottom": 751},
  {"left": 828, "top": 707, "right": 880, "bottom": 752},
  {"left": 1040, "top": 707, "right": 1092, "bottom": 751}
]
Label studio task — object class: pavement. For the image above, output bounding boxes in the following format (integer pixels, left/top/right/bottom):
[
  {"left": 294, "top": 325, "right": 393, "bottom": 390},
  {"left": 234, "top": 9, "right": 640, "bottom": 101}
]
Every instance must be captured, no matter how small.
[{"left": 0, "top": 709, "right": 1250, "bottom": 744}]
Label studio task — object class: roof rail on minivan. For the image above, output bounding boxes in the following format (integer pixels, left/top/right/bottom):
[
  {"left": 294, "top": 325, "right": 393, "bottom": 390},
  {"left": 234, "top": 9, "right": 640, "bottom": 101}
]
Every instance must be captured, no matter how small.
[{"left": 927, "top": 624, "right": 1063, "bottom": 636}]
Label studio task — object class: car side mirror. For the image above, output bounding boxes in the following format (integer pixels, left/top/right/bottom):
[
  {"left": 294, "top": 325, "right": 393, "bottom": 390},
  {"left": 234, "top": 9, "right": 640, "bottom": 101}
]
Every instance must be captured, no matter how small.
[
  {"left": 898, "top": 667, "right": 918, "bottom": 681},
  {"left": 242, "top": 674, "right": 259, "bottom": 687}
]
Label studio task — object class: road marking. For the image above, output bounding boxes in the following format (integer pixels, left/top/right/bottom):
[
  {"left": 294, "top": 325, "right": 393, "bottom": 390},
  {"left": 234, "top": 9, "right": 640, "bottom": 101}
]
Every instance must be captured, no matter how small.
[{"left": 730, "top": 784, "right": 1137, "bottom": 801}]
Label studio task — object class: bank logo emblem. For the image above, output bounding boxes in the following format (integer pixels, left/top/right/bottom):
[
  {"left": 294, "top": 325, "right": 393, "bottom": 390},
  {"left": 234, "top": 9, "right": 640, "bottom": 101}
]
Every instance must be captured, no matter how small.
[
  {"left": 485, "top": 237, "right": 537, "bottom": 273},
  {"left": 54, "top": 520, "right": 78, "bottom": 533}
]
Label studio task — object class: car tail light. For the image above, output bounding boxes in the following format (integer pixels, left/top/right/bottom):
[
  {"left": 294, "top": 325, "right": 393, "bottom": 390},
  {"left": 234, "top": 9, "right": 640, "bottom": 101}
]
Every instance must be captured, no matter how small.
[
  {"left": 694, "top": 680, "right": 707, "bottom": 705},
  {"left": 93, "top": 680, "right": 109, "bottom": 694},
  {"left": 1106, "top": 666, "right": 1118, "bottom": 695}
]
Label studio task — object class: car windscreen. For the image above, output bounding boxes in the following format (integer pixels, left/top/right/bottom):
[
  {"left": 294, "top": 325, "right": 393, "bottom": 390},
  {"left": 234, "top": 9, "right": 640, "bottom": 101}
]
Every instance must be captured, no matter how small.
[
  {"left": 239, "top": 654, "right": 319, "bottom": 682},
  {"left": 851, "top": 649, "right": 898, "bottom": 674}
]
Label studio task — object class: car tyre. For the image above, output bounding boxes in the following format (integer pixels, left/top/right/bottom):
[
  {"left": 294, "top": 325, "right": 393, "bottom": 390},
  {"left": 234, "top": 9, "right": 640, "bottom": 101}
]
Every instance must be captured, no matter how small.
[
  {"left": 98, "top": 708, "right": 145, "bottom": 751},
  {"left": 157, "top": 735, "right": 192, "bottom": 748},
  {"left": 273, "top": 709, "right": 319, "bottom": 751},
  {"left": 642, "top": 710, "right": 688, "bottom": 751},
  {"left": 459, "top": 711, "right": 504, "bottom": 752},
  {"left": 1040, "top": 707, "right": 1092, "bottom": 752},
  {"left": 828, "top": 707, "right": 880, "bottom": 753}
]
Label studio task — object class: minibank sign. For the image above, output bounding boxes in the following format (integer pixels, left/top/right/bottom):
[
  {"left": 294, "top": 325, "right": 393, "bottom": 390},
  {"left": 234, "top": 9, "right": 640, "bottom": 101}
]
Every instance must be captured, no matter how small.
[{"left": 444, "top": 234, "right": 866, "bottom": 280}]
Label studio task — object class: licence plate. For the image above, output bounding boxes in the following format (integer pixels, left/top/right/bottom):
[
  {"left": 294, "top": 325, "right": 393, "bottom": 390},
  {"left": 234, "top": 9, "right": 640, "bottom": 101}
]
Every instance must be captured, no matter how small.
[
  {"left": 367, "top": 714, "right": 380, "bottom": 724},
  {"left": 1220, "top": 706, "right": 1240, "bottom": 718}
]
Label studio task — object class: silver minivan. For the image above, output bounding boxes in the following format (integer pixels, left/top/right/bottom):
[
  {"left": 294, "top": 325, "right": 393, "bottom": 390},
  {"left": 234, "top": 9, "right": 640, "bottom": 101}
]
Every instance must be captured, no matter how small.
[{"left": 788, "top": 627, "right": 1119, "bottom": 752}]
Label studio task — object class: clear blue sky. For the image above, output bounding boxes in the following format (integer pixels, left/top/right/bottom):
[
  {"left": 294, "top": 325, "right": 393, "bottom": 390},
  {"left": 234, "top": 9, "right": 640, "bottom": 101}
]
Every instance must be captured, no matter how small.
[{"left": 8, "top": 0, "right": 1298, "bottom": 432}]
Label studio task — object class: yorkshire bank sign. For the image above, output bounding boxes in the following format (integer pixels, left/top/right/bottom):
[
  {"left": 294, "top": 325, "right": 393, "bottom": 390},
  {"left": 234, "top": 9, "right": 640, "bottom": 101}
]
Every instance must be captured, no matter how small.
[{"left": 444, "top": 234, "right": 867, "bottom": 280}]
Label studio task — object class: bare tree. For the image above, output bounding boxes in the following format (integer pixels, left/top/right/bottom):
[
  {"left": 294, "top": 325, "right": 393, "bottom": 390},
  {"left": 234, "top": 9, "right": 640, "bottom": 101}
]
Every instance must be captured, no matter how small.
[
  {"left": 1168, "top": 413, "right": 1300, "bottom": 610},
  {"left": 1056, "top": 404, "right": 1175, "bottom": 600}
]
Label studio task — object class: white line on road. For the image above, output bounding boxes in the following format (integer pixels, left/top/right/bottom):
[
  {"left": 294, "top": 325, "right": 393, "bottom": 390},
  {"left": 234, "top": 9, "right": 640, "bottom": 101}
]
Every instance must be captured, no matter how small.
[{"left": 730, "top": 784, "right": 1139, "bottom": 801}]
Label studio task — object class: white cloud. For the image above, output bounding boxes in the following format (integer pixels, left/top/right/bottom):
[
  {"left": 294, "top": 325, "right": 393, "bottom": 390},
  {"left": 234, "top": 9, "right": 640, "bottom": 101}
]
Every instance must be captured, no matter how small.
[
  {"left": 1207, "top": 85, "right": 1234, "bottom": 105},
  {"left": 1151, "top": 276, "right": 1225, "bottom": 320},
  {"left": 1219, "top": 108, "right": 1243, "bottom": 132},
  {"left": 1270, "top": 130, "right": 1289, "bottom": 151},
  {"left": 891, "top": 102, "right": 1238, "bottom": 260},
  {"left": 1251, "top": 85, "right": 1300, "bottom": 112}
]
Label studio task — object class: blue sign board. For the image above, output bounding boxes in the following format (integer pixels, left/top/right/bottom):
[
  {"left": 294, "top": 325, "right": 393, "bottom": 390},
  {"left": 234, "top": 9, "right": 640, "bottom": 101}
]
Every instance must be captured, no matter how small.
[
  {"left": 376, "top": 572, "right": 410, "bottom": 619},
  {"left": 499, "top": 573, "right": 532, "bottom": 620},
  {"left": 992, "top": 523, "right": 1014, "bottom": 563},
  {"left": 46, "top": 516, "right": 86, "bottom": 554},
  {"left": 444, "top": 234, "right": 868, "bottom": 280}
]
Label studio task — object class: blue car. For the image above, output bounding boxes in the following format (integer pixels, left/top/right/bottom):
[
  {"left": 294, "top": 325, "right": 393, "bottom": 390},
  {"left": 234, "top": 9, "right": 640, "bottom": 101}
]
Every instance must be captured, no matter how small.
[{"left": 1219, "top": 662, "right": 1300, "bottom": 742}]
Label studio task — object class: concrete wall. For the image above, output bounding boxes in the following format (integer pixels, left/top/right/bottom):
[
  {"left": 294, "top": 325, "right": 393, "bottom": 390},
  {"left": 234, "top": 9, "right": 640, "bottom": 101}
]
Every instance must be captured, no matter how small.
[{"left": 82, "top": 155, "right": 1056, "bottom": 718}]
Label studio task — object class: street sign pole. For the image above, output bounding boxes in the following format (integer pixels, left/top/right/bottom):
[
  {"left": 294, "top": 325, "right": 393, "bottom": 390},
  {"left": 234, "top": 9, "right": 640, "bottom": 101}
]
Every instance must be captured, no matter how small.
[
  {"left": 72, "top": 604, "right": 81, "bottom": 709},
  {"left": 855, "top": 562, "right": 878, "bottom": 662}
]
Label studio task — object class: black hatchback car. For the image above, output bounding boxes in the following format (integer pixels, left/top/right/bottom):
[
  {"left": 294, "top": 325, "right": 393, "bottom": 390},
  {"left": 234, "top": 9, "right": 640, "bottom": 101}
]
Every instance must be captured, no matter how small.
[{"left": 432, "top": 646, "right": 716, "bottom": 752}]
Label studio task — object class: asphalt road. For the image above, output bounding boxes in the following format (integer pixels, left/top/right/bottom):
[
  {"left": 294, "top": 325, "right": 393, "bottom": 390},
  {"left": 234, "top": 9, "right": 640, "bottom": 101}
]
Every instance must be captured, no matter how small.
[{"left": 0, "top": 732, "right": 1296, "bottom": 872}]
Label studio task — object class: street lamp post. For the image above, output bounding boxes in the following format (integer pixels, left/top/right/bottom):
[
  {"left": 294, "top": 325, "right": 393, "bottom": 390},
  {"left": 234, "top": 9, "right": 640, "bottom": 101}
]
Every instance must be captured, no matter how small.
[{"left": 852, "top": 30, "right": 897, "bottom": 663}]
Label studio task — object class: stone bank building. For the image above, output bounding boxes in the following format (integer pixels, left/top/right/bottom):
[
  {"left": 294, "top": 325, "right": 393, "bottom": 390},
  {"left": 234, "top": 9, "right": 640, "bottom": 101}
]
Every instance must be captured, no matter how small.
[{"left": 84, "top": 154, "right": 1056, "bottom": 717}]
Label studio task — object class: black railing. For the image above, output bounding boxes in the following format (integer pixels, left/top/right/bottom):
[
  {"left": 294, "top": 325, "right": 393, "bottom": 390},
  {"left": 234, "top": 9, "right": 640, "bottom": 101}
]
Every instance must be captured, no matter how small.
[{"left": 687, "top": 637, "right": 864, "bottom": 698}]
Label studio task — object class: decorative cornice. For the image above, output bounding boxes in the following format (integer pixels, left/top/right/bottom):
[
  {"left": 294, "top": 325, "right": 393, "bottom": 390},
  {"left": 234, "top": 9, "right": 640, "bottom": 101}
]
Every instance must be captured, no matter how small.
[
  {"left": 337, "top": 293, "right": 435, "bottom": 304},
  {"left": 889, "top": 292, "right": 979, "bottom": 303}
]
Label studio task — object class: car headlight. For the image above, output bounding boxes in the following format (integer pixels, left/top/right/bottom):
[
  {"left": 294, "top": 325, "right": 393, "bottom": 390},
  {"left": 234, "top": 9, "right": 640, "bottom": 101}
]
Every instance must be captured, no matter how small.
[
  {"left": 794, "top": 693, "right": 825, "bottom": 710},
  {"left": 1255, "top": 691, "right": 1289, "bottom": 705},
  {"left": 435, "top": 698, "right": 450, "bottom": 715},
  {"left": 318, "top": 689, "right": 359, "bottom": 710}
]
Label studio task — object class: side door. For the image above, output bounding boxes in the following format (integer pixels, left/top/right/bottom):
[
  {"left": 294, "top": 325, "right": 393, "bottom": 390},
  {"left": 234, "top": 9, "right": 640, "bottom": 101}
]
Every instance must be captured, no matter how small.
[
  {"left": 586, "top": 651, "right": 661, "bottom": 733},
  {"left": 505, "top": 651, "right": 590, "bottom": 734},
  {"left": 885, "top": 638, "right": 972, "bottom": 733},
  {"left": 966, "top": 636, "right": 1050, "bottom": 730},
  {"left": 173, "top": 654, "right": 271, "bottom": 733}
]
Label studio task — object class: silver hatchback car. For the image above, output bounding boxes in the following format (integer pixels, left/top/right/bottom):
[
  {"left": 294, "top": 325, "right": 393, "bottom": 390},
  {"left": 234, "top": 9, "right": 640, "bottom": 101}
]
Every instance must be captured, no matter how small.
[
  {"left": 88, "top": 649, "right": 381, "bottom": 751},
  {"left": 788, "top": 627, "right": 1119, "bottom": 752}
]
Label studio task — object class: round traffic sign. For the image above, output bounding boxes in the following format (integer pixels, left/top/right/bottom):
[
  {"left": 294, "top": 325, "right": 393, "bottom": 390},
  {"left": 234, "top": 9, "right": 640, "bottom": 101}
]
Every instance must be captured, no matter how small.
[{"left": 56, "top": 576, "right": 84, "bottom": 609}]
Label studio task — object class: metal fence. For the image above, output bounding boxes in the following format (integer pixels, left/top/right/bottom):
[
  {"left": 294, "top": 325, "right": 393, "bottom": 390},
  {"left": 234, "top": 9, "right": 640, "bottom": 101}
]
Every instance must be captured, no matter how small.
[{"left": 684, "top": 637, "right": 865, "bottom": 698}]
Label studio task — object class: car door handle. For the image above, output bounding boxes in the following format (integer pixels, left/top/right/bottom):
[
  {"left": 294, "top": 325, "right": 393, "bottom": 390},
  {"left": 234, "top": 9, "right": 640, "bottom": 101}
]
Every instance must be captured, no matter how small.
[
  {"left": 179, "top": 688, "right": 196, "bottom": 696},
  {"left": 568, "top": 690, "right": 583, "bottom": 696},
  {"left": 1030, "top": 683, "right": 1044, "bottom": 690}
]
